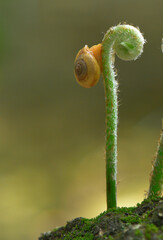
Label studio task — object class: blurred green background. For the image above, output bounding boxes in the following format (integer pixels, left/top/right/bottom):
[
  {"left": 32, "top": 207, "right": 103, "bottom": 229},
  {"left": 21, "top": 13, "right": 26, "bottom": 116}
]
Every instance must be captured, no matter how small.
[{"left": 0, "top": 0, "right": 162, "bottom": 239}]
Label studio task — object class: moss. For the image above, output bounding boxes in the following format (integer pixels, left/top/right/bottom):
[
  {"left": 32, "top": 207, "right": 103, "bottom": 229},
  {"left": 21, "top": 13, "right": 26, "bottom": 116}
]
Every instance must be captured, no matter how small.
[
  {"left": 108, "top": 236, "right": 114, "bottom": 240},
  {"left": 134, "top": 229, "right": 143, "bottom": 237},
  {"left": 158, "top": 234, "right": 163, "bottom": 239},
  {"left": 111, "top": 206, "right": 136, "bottom": 214},
  {"left": 146, "top": 224, "right": 158, "bottom": 233},
  {"left": 120, "top": 215, "right": 141, "bottom": 224},
  {"left": 63, "top": 231, "right": 94, "bottom": 240},
  {"left": 145, "top": 224, "right": 159, "bottom": 239},
  {"left": 140, "top": 195, "right": 161, "bottom": 205},
  {"left": 39, "top": 197, "right": 163, "bottom": 240}
]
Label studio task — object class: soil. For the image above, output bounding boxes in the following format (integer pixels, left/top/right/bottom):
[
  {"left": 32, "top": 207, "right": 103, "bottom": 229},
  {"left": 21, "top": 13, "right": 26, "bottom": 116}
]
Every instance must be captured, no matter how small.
[{"left": 38, "top": 197, "right": 163, "bottom": 240}]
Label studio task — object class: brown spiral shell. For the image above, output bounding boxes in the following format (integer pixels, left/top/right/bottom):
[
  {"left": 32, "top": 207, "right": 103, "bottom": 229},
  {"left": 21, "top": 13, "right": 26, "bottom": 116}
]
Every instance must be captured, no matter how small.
[{"left": 74, "top": 45, "right": 101, "bottom": 88}]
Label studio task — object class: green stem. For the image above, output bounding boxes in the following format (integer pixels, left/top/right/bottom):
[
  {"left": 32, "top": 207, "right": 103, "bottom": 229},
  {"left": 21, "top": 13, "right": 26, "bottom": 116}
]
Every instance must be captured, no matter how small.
[
  {"left": 101, "top": 25, "right": 145, "bottom": 209},
  {"left": 148, "top": 121, "right": 163, "bottom": 197}
]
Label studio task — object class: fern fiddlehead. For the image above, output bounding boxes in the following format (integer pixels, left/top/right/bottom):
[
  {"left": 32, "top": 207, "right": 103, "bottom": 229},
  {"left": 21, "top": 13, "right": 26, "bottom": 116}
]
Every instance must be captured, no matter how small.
[
  {"left": 102, "top": 25, "right": 145, "bottom": 209},
  {"left": 74, "top": 24, "right": 145, "bottom": 209}
]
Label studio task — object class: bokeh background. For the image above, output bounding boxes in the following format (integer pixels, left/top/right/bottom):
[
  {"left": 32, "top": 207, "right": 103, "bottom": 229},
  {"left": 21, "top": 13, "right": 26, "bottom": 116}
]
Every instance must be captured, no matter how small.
[{"left": 0, "top": 0, "right": 162, "bottom": 239}]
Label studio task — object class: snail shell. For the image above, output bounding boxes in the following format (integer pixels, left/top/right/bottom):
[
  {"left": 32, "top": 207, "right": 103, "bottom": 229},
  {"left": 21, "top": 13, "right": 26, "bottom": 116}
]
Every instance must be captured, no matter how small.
[{"left": 74, "top": 45, "right": 101, "bottom": 88}]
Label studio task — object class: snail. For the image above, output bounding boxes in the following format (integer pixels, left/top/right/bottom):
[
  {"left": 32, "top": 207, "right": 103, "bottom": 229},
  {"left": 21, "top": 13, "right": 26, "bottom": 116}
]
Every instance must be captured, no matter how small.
[{"left": 74, "top": 44, "right": 102, "bottom": 88}]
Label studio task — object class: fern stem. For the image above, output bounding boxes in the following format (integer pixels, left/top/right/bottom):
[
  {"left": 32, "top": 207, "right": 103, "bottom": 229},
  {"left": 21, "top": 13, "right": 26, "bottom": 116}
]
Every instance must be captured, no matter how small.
[
  {"left": 101, "top": 25, "right": 145, "bottom": 209},
  {"left": 148, "top": 121, "right": 163, "bottom": 197}
]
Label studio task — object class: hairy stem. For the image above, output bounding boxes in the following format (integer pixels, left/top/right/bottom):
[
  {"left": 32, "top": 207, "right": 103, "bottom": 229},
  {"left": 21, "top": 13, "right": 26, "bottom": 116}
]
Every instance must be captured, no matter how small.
[
  {"left": 148, "top": 121, "right": 163, "bottom": 197},
  {"left": 101, "top": 25, "right": 145, "bottom": 209}
]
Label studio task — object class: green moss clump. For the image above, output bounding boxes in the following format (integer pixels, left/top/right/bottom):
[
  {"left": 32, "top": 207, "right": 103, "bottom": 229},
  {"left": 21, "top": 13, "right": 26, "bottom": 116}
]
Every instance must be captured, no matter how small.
[
  {"left": 120, "top": 215, "right": 141, "bottom": 224},
  {"left": 39, "top": 197, "right": 163, "bottom": 240},
  {"left": 145, "top": 224, "right": 159, "bottom": 240},
  {"left": 135, "top": 229, "right": 143, "bottom": 237},
  {"left": 108, "top": 236, "right": 114, "bottom": 240}
]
